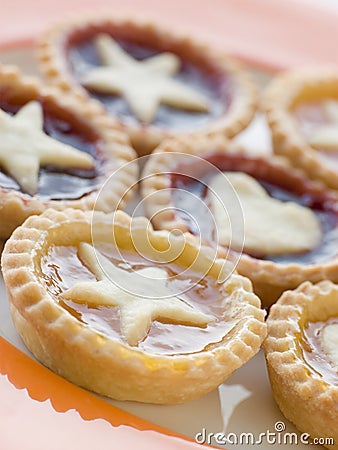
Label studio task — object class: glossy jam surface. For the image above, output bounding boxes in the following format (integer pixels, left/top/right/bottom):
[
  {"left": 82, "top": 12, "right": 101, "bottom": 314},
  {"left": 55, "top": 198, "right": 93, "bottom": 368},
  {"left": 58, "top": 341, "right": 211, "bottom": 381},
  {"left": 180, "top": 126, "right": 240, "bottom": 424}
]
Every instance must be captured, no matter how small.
[
  {"left": 171, "top": 152, "right": 338, "bottom": 264},
  {"left": 0, "top": 95, "right": 105, "bottom": 200},
  {"left": 40, "top": 244, "right": 236, "bottom": 356},
  {"left": 301, "top": 318, "right": 338, "bottom": 386},
  {"left": 67, "top": 35, "right": 230, "bottom": 131}
]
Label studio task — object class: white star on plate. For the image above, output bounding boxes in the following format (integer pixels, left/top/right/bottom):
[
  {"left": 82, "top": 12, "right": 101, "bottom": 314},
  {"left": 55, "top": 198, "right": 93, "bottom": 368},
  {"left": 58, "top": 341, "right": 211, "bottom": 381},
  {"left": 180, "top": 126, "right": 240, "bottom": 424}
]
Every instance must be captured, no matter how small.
[
  {"left": 62, "top": 243, "right": 214, "bottom": 346},
  {"left": 81, "top": 33, "right": 210, "bottom": 124},
  {"left": 307, "top": 100, "right": 338, "bottom": 150},
  {"left": 0, "top": 101, "right": 95, "bottom": 195}
]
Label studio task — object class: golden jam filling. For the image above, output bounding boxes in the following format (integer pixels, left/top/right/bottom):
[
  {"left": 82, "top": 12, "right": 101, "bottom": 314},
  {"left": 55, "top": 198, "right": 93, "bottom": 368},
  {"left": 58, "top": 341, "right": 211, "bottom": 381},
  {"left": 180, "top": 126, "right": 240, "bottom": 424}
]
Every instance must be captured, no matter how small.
[
  {"left": 40, "top": 244, "right": 237, "bottom": 356},
  {"left": 301, "top": 317, "right": 338, "bottom": 386}
]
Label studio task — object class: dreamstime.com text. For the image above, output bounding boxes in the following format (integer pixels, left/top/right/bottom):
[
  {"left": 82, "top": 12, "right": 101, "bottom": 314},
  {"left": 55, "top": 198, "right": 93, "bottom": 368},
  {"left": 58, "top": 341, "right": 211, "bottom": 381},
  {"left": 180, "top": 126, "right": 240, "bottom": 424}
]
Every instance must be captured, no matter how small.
[{"left": 195, "top": 422, "right": 334, "bottom": 446}]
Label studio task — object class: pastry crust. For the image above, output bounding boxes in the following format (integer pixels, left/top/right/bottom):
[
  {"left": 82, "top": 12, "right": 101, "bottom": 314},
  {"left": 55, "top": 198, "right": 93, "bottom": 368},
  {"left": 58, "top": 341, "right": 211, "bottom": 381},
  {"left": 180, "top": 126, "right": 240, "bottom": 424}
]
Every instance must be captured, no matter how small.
[
  {"left": 38, "top": 14, "right": 257, "bottom": 156},
  {"left": 1, "top": 208, "right": 266, "bottom": 404},
  {"left": 141, "top": 133, "right": 338, "bottom": 306},
  {"left": 0, "top": 65, "right": 137, "bottom": 239},
  {"left": 263, "top": 68, "right": 338, "bottom": 189},
  {"left": 264, "top": 281, "right": 338, "bottom": 449},
  {"left": 142, "top": 133, "right": 247, "bottom": 230}
]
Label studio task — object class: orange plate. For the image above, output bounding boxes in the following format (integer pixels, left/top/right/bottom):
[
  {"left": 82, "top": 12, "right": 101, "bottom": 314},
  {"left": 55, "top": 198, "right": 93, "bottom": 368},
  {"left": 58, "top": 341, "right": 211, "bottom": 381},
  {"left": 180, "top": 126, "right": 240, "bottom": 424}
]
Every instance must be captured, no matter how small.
[{"left": 0, "top": 337, "right": 210, "bottom": 450}]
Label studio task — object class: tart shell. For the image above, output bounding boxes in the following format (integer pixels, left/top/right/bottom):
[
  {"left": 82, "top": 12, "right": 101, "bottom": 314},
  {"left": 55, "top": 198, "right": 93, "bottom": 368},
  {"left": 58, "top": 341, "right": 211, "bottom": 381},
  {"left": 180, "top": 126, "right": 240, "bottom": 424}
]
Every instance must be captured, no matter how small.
[
  {"left": 38, "top": 15, "right": 257, "bottom": 156},
  {"left": 264, "top": 281, "right": 338, "bottom": 449},
  {"left": 1, "top": 208, "right": 266, "bottom": 404},
  {"left": 263, "top": 68, "right": 338, "bottom": 189},
  {"left": 0, "top": 65, "right": 137, "bottom": 240},
  {"left": 141, "top": 133, "right": 338, "bottom": 307}
]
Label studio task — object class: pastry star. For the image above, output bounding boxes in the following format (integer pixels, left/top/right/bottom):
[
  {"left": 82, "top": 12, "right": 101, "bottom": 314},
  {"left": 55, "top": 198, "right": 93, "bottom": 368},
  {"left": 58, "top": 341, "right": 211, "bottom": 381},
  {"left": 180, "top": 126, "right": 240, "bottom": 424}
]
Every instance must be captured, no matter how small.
[
  {"left": 321, "top": 323, "right": 338, "bottom": 371},
  {"left": 307, "top": 100, "right": 338, "bottom": 150},
  {"left": 82, "top": 34, "right": 210, "bottom": 124},
  {"left": 0, "top": 101, "right": 95, "bottom": 195},
  {"left": 62, "top": 243, "right": 214, "bottom": 346}
]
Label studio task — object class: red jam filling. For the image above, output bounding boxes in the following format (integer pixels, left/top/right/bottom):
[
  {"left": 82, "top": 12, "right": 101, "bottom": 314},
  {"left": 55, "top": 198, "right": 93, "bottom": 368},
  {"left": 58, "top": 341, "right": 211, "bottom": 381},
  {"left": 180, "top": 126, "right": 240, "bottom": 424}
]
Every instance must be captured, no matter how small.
[
  {"left": 65, "top": 29, "right": 231, "bottom": 131},
  {"left": 170, "top": 152, "right": 338, "bottom": 264}
]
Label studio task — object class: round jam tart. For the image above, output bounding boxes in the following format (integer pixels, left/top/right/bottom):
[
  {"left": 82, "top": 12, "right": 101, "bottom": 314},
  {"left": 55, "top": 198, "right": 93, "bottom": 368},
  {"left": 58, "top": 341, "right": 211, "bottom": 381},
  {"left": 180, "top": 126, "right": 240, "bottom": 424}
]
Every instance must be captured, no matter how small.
[
  {"left": 38, "top": 16, "right": 257, "bottom": 156},
  {"left": 263, "top": 69, "right": 338, "bottom": 189},
  {"left": 141, "top": 134, "right": 338, "bottom": 306},
  {"left": 264, "top": 281, "right": 338, "bottom": 449},
  {"left": 1, "top": 208, "right": 266, "bottom": 404},
  {"left": 0, "top": 65, "right": 137, "bottom": 239}
]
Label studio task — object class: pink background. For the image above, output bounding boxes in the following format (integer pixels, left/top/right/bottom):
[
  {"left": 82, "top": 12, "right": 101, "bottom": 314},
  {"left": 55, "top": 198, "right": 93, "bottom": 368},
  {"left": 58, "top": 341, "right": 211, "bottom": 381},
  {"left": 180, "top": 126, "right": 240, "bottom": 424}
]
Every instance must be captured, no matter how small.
[{"left": 1, "top": 0, "right": 338, "bottom": 70}]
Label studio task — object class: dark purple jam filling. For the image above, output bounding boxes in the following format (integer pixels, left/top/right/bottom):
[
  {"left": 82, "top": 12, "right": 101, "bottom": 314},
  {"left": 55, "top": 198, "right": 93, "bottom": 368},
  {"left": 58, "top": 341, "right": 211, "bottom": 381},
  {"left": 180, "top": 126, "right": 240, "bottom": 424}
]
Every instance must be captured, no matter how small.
[
  {"left": 67, "top": 36, "right": 229, "bottom": 131},
  {"left": 0, "top": 96, "right": 105, "bottom": 200},
  {"left": 170, "top": 153, "right": 338, "bottom": 265}
]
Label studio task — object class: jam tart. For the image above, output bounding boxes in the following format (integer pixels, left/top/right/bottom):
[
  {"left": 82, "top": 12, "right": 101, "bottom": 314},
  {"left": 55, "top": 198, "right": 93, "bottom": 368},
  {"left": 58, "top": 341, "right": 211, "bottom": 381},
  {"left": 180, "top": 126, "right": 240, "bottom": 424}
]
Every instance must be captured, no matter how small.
[
  {"left": 264, "top": 281, "right": 338, "bottom": 449},
  {"left": 263, "top": 68, "right": 338, "bottom": 189},
  {"left": 1, "top": 208, "right": 266, "bottom": 404},
  {"left": 0, "top": 65, "right": 137, "bottom": 239},
  {"left": 142, "top": 134, "right": 338, "bottom": 306},
  {"left": 38, "top": 15, "right": 257, "bottom": 156}
]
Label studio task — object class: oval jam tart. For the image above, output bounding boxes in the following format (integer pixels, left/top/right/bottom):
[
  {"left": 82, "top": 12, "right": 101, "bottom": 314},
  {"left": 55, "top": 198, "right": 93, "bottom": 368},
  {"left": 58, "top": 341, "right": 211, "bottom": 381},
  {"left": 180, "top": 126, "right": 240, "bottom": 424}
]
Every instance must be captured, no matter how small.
[
  {"left": 264, "top": 69, "right": 338, "bottom": 189},
  {"left": 142, "top": 135, "right": 338, "bottom": 306},
  {"left": 1, "top": 208, "right": 266, "bottom": 404},
  {"left": 38, "top": 16, "right": 257, "bottom": 155},
  {"left": 0, "top": 66, "right": 137, "bottom": 239},
  {"left": 264, "top": 281, "right": 338, "bottom": 448}
]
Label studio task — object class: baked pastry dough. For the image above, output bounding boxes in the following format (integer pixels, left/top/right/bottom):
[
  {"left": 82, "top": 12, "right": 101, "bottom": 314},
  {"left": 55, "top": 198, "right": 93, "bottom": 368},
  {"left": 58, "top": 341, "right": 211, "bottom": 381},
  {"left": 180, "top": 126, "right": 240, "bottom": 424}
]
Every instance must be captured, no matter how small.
[
  {"left": 38, "top": 15, "right": 257, "bottom": 155},
  {"left": 62, "top": 243, "right": 214, "bottom": 346},
  {"left": 0, "top": 65, "right": 137, "bottom": 239},
  {"left": 0, "top": 100, "right": 94, "bottom": 195},
  {"left": 263, "top": 68, "right": 338, "bottom": 189},
  {"left": 1, "top": 208, "right": 266, "bottom": 404},
  {"left": 81, "top": 33, "right": 210, "bottom": 123},
  {"left": 142, "top": 134, "right": 338, "bottom": 306},
  {"left": 264, "top": 281, "right": 338, "bottom": 449},
  {"left": 209, "top": 171, "right": 321, "bottom": 255}
]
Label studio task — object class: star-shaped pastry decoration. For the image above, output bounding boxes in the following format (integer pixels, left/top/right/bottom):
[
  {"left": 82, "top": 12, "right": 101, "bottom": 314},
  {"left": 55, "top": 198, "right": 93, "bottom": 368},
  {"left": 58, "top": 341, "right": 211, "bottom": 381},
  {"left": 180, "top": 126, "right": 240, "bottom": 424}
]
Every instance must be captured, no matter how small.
[
  {"left": 321, "top": 323, "right": 338, "bottom": 371},
  {"left": 307, "top": 100, "right": 338, "bottom": 150},
  {"left": 61, "top": 243, "right": 214, "bottom": 346},
  {"left": 81, "top": 33, "right": 210, "bottom": 124},
  {"left": 0, "top": 101, "right": 95, "bottom": 195}
]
